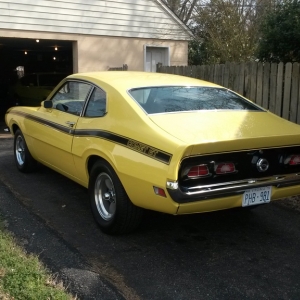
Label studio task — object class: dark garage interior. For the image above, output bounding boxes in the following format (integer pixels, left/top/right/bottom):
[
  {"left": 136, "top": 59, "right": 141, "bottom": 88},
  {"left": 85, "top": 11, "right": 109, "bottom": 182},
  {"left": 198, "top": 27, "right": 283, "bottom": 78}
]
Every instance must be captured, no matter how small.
[{"left": 0, "top": 37, "right": 73, "bottom": 119}]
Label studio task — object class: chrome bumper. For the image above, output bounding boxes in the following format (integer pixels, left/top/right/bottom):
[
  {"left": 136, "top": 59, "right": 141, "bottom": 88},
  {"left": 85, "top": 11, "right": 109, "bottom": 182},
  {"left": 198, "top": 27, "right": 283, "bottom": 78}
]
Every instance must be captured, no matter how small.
[{"left": 167, "top": 173, "right": 300, "bottom": 203}]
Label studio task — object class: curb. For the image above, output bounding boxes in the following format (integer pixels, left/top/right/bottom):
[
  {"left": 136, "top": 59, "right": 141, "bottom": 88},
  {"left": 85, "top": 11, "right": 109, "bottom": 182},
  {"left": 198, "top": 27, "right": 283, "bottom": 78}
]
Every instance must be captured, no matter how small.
[
  {"left": 0, "top": 134, "right": 12, "bottom": 139},
  {"left": 0, "top": 121, "right": 12, "bottom": 139}
]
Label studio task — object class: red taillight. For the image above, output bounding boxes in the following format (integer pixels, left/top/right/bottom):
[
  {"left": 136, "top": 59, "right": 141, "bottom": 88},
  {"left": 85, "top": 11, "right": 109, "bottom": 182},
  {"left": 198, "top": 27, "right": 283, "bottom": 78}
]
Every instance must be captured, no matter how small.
[
  {"left": 215, "top": 162, "right": 236, "bottom": 174},
  {"left": 286, "top": 155, "right": 300, "bottom": 165},
  {"left": 187, "top": 165, "right": 209, "bottom": 178}
]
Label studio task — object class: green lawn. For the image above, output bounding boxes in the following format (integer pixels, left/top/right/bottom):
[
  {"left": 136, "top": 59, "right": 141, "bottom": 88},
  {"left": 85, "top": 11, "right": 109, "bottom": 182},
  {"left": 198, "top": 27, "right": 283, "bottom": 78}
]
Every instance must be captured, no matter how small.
[{"left": 0, "top": 220, "right": 75, "bottom": 300}]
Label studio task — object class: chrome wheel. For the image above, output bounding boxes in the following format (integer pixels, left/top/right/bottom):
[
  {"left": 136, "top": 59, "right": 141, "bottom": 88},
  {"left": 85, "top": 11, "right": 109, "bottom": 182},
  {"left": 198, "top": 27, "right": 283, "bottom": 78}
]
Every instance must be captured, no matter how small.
[
  {"left": 15, "top": 135, "right": 25, "bottom": 166},
  {"left": 94, "top": 172, "right": 116, "bottom": 221},
  {"left": 89, "top": 160, "right": 144, "bottom": 234},
  {"left": 14, "top": 129, "right": 38, "bottom": 173}
]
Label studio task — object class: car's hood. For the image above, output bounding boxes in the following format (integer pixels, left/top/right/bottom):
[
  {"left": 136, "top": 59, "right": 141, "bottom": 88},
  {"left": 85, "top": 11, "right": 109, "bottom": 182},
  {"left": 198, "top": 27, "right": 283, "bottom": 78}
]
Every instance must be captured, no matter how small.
[{"left": 149, "top": 111, "right": 300, "bottom": 155}]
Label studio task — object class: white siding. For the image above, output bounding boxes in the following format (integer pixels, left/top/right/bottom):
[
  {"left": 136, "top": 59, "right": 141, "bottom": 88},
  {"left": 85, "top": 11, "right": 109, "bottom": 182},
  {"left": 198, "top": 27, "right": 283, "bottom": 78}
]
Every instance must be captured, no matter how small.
[{"left": 0, "top": 0, "right": 191, "bottom": 40}]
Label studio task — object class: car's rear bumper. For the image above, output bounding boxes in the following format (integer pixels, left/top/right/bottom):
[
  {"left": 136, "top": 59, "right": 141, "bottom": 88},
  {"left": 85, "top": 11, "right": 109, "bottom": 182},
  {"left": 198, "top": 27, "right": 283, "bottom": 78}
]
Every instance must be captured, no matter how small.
[
  {"left": 174, "top": 183, "right": 300, "bottom": 215},
  {"left": 167, "top": 172, "right": 300, "bottom": 204}
]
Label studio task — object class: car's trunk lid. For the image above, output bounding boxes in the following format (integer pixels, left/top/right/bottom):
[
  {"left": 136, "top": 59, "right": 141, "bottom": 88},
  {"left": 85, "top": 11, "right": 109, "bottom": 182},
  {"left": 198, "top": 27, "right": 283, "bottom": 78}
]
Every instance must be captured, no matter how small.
[{"left": 149, "top": 110, "right": 300, "bottom": 155}]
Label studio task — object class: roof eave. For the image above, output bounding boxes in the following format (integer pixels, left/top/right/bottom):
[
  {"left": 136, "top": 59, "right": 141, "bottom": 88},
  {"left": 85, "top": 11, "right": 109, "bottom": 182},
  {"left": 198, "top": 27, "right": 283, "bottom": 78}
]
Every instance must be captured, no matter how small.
[{"left": 155, "top": 0, "right": 194, "bottom": 39}]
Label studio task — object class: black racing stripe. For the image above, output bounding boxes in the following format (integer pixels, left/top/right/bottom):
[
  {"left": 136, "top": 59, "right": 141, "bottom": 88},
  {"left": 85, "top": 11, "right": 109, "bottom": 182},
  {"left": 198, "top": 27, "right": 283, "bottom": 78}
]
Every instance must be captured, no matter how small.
[
  {"left": 11, "top": 111, "right": 73, "bottom": 135},
  {"left": 75, "top": 130, "right": 128, "bottom": 144},
  {"left": 75, "top": 129, "right": 172, "bottom": 164},
  {"left": 155, "top": 151, "right": 172, "bottom": 164},
  {"left": 10, "top": 111, "right": 172, "bottom": 164},
  {"left": 27, "top": 115, "right": 73, "bottom": 134}
]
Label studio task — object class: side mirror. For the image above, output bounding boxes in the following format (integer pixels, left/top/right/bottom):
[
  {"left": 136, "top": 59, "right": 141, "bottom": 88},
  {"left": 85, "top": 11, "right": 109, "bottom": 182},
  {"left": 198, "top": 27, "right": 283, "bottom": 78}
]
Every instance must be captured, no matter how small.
[{"left": 43, "top": 100, "right": 53, "bottom": 109}]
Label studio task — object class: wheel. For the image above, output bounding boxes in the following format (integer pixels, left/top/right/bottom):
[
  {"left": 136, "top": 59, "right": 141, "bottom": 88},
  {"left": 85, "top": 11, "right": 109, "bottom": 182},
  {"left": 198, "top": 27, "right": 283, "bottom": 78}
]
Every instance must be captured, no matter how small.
[
  {"left": 89, "top": 160, "right": 143, "bottom": 235},
  {"left": 14, "top": 129, "right": 39, "bottom": 173}
]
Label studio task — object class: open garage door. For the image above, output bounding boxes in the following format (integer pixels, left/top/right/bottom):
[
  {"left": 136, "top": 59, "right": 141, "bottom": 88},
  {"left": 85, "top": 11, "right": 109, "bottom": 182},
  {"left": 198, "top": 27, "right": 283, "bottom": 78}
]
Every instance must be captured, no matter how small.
[{"left": 0, "top": 37, "right": 73, "bottom": 117}]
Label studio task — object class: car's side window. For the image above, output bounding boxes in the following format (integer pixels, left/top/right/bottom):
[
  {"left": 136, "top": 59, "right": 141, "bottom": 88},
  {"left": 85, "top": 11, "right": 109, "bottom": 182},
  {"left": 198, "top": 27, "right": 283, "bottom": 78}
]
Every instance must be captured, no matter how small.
[
  {"left": 85, "top": 87, "right": 107, "bottom": 117},
  {"left": 51, "top": 81, "right": 92, "bottom": 116}
]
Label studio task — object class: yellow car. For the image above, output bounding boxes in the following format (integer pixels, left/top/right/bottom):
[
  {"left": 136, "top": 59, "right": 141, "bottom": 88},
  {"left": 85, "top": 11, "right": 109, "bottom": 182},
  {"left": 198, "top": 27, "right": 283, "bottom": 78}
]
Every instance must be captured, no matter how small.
[
  {"left": 8, "top": 73, "right": 69, "bottom": 107},
  {"left": 5, "top": 71, "right": 300, "bottom": 234}
]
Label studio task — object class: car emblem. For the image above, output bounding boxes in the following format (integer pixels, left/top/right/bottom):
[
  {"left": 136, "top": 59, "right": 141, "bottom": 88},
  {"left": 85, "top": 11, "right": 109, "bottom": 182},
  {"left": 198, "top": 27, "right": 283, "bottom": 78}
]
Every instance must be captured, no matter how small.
[{"left": 256, "top": 158, "right": 269, "bottom": 172}]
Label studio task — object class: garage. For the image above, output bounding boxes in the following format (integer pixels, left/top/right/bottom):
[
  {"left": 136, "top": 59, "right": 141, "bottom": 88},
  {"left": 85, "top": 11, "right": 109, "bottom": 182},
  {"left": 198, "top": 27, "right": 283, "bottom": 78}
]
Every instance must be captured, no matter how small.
[
  {"left": 0, "top": 0, "right": 193, "bottom": 119},
  {"left": 0, "top": 37, "right": 73, "bottom": 116}
]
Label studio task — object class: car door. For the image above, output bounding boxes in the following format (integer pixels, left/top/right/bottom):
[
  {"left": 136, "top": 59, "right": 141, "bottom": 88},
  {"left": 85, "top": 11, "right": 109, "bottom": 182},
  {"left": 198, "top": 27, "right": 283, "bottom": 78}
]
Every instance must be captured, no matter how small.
[
  {"left": 27, "top": 80, "right": 93, "bottom": 179},
  {"left": 71, "top": 86, "right": 109, "bottom": 184}
]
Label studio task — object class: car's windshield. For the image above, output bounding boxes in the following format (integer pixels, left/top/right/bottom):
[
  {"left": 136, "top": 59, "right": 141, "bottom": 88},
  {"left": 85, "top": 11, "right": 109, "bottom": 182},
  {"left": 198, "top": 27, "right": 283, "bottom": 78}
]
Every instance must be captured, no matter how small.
[{"left": 128, "top": 86, "right": 262, "bottom": 114}]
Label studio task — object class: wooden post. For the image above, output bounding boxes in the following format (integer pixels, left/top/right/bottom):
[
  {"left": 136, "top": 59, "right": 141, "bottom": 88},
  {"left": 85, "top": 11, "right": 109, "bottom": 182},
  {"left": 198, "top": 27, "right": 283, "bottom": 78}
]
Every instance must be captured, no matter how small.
[
  {"left": 275, "top": 62, "right": 284, "bottom": 116},
  {"left": 256, "top": 62, "right": 263, "bottom": 106},
  {"left": 269, "top": 63, "right": 278, "bottom": 113},
  {"left": 262, "top": 63, "right": 270, "bottom": 110},
  {"left": 282, "top": 62, "right": 292, "bottom": 119}
]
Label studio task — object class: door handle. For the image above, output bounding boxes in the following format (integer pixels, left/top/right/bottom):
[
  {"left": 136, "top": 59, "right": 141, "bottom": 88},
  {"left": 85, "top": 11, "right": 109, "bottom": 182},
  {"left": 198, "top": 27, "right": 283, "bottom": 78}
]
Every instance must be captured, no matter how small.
[{"left": 65, "top": 121, "right": 75, "bottom": 127}]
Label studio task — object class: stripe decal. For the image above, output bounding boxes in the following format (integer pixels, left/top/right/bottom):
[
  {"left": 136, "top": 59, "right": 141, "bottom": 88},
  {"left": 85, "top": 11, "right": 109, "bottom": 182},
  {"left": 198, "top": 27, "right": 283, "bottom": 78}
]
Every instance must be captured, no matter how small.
[
  {"left": 10, "top": 111, "right": 172, "bottom": 164},
  {"left": 11, "top": 111, "right": 74, "bottom": 135},
  {"left": 75, "top": 129, "right": 172, "bottom": 164}
]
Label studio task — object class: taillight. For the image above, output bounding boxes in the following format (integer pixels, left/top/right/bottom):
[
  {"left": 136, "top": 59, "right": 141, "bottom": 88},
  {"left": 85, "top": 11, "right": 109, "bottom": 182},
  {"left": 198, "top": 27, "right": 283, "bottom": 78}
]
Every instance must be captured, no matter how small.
[
  {"left": 215, "top": 162, "right": 236, "bottom": 174},
  {"left": 186, "top": 164, "right": 210, "bottom": 178},
  {"left": 183, "top": 162, "right": 237, "bottom": 179},
  {"left": 285, "top": 155, "right": 300, "bottom": 165}
]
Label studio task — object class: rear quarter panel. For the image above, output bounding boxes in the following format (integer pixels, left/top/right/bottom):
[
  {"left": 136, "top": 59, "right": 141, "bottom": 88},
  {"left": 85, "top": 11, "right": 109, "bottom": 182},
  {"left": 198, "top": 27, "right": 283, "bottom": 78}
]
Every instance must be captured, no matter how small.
[{"left": 72, "top": 86, "right": 189, "bottom": 213}]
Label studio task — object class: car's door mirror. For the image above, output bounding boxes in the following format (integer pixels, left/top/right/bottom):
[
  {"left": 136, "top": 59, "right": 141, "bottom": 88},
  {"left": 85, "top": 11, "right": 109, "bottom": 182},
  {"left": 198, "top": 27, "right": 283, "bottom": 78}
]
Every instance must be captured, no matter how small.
[{"left": 43, "top": 100, "right": 53, "bottom": 109}]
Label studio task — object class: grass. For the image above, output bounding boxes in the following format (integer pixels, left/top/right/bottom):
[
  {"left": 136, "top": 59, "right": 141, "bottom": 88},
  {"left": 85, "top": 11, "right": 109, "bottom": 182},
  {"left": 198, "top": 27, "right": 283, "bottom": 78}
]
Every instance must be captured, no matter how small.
[{"left": 0, "top": 220, "right": 75, "bottom": 300}]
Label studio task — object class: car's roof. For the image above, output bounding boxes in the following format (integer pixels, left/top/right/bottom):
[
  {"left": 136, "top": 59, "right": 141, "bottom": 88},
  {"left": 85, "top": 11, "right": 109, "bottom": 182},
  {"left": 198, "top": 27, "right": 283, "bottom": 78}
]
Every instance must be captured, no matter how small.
[{"left": 67, "top": 71, "right": 220, "bottom": 90}]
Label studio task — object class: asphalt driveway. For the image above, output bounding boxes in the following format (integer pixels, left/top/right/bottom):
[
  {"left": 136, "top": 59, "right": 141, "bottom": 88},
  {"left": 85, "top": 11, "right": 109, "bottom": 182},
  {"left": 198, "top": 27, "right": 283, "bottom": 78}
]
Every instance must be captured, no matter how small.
[{"left": 1, "top": 130, "right": 300, "bottom": 299}]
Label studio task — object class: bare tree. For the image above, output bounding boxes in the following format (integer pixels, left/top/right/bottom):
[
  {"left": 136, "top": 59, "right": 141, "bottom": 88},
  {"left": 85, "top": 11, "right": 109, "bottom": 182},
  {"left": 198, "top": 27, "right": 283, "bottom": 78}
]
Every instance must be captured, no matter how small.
[
  {"left": 165, "top": 0, "right": 275, "bottom": 64},
  {"left": 163, "top": 0, "right": 198, "bottom": 25}
]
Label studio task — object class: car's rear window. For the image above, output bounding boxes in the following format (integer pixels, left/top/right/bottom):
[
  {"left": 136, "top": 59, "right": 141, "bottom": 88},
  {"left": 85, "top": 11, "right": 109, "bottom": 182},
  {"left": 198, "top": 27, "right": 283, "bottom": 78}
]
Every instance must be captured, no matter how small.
[{"left": 128, "top": 86, "right": 262, "bottom": 114}]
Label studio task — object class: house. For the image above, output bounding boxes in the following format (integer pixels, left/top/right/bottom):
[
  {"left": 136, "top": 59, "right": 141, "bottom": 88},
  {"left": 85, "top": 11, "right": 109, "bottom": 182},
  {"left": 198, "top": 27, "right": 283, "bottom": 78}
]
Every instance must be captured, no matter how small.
[{"left": 0, "top": 0, "right": 192, "bottom": 75}]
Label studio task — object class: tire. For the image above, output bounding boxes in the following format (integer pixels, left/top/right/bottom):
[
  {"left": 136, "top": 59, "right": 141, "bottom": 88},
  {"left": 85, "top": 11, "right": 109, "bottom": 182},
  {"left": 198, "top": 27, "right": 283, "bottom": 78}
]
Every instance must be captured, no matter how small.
[
  {"left": 14, "top": 129, "right": 39, "bottom": 173},
  {"left": 89, "top": 160, "right": 143, "bottom": 235}
]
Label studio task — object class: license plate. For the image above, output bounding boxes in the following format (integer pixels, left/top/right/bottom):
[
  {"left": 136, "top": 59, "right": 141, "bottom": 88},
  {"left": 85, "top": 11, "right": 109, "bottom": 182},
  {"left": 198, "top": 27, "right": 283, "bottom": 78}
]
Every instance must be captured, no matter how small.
[{"left": 242, "top": 186, "right": 272, "bottom": 207}]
